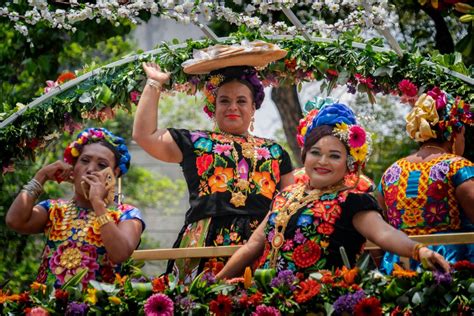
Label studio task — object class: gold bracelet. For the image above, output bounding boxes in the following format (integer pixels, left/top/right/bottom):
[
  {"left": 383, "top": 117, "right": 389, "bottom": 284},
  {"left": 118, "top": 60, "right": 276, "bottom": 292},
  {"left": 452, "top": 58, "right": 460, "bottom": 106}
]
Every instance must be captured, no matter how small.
[
  {"left": 411, "top": 243, "right": 426, "bottom": 261},
  {"left": 146, "top": 78, "right": 162, "bottom": 92},
  {"left": 95, "top": 213, "right": 114, "bottom": 229}
]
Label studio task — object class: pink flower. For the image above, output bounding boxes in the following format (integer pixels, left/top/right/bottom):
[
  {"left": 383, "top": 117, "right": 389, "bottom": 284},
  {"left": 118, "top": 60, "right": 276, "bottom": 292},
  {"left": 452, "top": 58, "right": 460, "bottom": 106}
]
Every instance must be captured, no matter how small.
[
  {"left": 213, "top": 144, "right": 233, "bottom": 156},
  {"left": 252, "top": 305, "right": 281, "bottom": 316},
  {"left": 44, "top": 80, "right": 58, "bottom": 94},
  {"left": 354, "top": 74, "right": 374, "bottom": 89},
  {"left": 348, "top": 126, "right": 366, "bottom": 148},
  {"left": 398, "top": 79, "right": 418, "bottom": 97},
  {"left": 427, "top": 87, "right": 447, "bottom": 110},
  {"left": 2, "top": 163, "right": 15, "bottom": 175},
  {"left": 256, "top": 147, "right": 271, "bottom": 160},
  {"left": 130, "top": 91, "right": 141, "bottom": 105},
  {"left": 144, "top": 293, "right": 174, "bottom": 316},
  {"left": 26, "top": 307, "right": 50, "bottom": 316},
  {"left": 48, "top": 241, "right": 100, "bottom": 287}
]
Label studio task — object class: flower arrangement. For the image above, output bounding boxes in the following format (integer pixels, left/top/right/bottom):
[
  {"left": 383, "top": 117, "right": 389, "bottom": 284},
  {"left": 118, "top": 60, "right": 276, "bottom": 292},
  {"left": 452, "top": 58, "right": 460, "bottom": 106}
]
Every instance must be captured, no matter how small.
[
  {"left": 1, "top": 32, "right": 472, "bottom": 175},
  {"left": 405, "top": 86, "right": 473, "bottom": 143},
  {"left": 1, "top": 260, "right": 472, "bottom": 315},
  {"left": 63, "top": 128, "right": 131, "bottom": 176}
]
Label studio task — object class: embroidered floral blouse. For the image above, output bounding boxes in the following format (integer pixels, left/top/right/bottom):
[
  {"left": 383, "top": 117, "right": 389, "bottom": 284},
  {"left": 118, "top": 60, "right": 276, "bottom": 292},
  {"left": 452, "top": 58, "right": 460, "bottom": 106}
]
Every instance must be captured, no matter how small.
[
  {"left": 258, "top": 184, "right": 381, "bottom": 274},
  {"left": 36, "top": 199, "right": 145, "bottom": 288},
  {"left": 379, "top": 154, "right": 474, "bottom": 235},
  {"left": 168, "top": 129, "right": 293, "bottom": 224}
]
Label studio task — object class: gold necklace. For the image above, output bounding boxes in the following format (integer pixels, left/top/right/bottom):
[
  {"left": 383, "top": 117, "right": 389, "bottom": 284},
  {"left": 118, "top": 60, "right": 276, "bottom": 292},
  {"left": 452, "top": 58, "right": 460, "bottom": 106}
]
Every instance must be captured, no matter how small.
[
  {"left": 269, "top": 182, "right": 348, "bottom": 268},
  {"left": 221, "top": 132, "right": 258, "bottom": 207},
  {"left": 421, "top": 145, "right": 448, "bottom": 153}
]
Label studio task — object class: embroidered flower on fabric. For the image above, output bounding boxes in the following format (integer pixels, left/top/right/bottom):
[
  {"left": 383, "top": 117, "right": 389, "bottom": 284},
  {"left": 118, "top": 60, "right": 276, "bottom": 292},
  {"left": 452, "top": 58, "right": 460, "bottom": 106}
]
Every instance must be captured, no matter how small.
[
  {"left": 383, "top": 163, "right": 402, "bottom": 185},
  {"left": 429, "top": 161, "right": 450, "bottom": 182}
]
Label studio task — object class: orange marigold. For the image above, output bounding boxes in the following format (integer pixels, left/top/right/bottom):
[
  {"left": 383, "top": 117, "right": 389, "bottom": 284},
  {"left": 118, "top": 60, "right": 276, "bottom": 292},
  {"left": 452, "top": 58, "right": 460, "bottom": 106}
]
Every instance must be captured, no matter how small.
[
  {"left": 392, "top": 263, "right": 417, "bottom": 278},
  {"left": 294, "top": 279, "right": 321, "bottom": 303}
]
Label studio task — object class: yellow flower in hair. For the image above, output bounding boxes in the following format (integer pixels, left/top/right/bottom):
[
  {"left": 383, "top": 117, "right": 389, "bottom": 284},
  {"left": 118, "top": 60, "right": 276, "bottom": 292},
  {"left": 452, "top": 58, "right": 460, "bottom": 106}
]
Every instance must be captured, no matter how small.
[
  {"left": 350, "top": 143, "right": 368, "bottom": 163},
  {"left": 301, "top": 126, "right": 307, "bottom": 136},
  {"left": 406, "top": 94, "right": 439, "bottom": 142},
  {"left": 209, "top": 74, "right": 224, "bottom": 87},
  {"left": 334, "top": 123, "right": 349, "bottom": 133},
  {"left": 71, "top": 147, "right": 80, "bottom": 157}
]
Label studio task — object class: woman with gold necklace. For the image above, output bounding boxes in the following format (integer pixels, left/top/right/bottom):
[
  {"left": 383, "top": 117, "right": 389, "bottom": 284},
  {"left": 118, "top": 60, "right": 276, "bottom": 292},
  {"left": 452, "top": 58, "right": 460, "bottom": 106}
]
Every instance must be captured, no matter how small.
[
  {"left": 133, "top": 43, "right": 293, "bottom": 282},
  {"left": 217, "top": 103, "right": 450, "bottom": 278},
  {"left": 377, "top": 87, "right": 474, "bottom": 274},
  {"left": 6, "top": 128, "right": 145, "bottom": 288}
]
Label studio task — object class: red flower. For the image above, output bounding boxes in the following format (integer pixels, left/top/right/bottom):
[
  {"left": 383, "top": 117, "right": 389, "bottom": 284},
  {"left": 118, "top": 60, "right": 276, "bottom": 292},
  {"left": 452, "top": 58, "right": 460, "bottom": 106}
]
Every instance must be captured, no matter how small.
[
  {"left": 452, "top": 260, "right": 474, "bottom": 271},
  {"left": 26, "top": 138, "right": 40, "bottom": 150},
  {"left": 56, "top": 72, "right": 76, "bottom": 84},
  {"left": 398, "top": 79, "right": 418, "bottom": 97},
  {"left": 355, "top": 73, "right": 374, "bottom": 89},
  {"left": 294, "top": 279, "right": 321, "bottom": 303},
  {"left": 204, "top": 258, "right": 224, "bottom": 275},
  {"left": 354, "top": 297, "right": 382, "bottom": 316},
  {"left": 238, "top": 293, "right": 250, "bottom": 308},
  {"left": 292, "top": 240, "right": 321, "bottom": 268},
  {"left": 317, "top": 222, "right": 334, "bottom": 235},
  {"left": 248, "top": 291, "right": 263, "bottom": 306},
  {"left": 196, "top": 154, "right": 213, "bottom": 176},
  {"left": 426, "top": 180, "right": 449, "bottom": 200},
  {"left": 271, "top": 160, "right": 280, "bottom": 183},
  {"left": 209, "top": 294, "right": 233, "bottom": 316},
  {"left": 384, "top": 185, "right": 399, "bottom": 207},
  {"left": 390, "top": 306, "right": 412, "bottom": 316},
  {"left": 152, "top": 275, "right": 168, "bottom": 293},
  {"left": 54, "top": 289, "right": 69, "bottom": 302},
  {"left": 327, "top": 69, "right": 339, "bottom": 77},
  {"left": 284, "top": 58, "right": 297, "bottom": 70}
]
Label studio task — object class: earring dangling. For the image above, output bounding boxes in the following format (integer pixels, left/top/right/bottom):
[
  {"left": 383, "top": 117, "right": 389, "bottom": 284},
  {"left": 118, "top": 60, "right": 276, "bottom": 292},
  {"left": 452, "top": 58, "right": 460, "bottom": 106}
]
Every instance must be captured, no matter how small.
[{"left": 249, "top": 116, "right": 255, "bottom": 133}]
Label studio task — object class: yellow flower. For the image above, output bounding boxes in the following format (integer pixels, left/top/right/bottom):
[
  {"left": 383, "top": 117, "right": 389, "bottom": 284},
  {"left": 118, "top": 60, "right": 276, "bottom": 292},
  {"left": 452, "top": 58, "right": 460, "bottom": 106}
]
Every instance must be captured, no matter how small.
[
  {"left": 334, "top": 122, "right": 349, "bottom": 133},
  {"left": 392, "top": 263, "right": 417, "bottom": 278},
  {"left": 301, "top": 126, "right": 307, "bottom": 136},
  {"left": 30, "top": 282, "right": 47, "bottom": 295},
  {"left": 209, "top": 74, "right": 224, "bottom": 86},
  {"left": 350, "top": 143, "right": 368, "bottom": 162},
  {"left": 85, "top": 288, "right": 97, "bottom": 305},
  {"left": 71, "top": 147, "right": 80, "bottom": 157},
  {"left": 76, "top": 138, "right": 83, "bottom": 145},
  {"left": 108, "top": 296, "right": 122, "bottom": 305}
]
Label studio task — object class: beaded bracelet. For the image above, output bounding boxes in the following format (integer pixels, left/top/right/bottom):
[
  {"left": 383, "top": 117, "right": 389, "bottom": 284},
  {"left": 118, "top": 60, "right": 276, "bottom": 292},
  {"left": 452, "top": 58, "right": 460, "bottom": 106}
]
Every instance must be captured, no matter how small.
[
  {"left": 146, "top": 78, "right": 162, "bottom": 92},
  {"left": 21, "top": 178, "right": 44, "bottom": 200},
  {"left": 95, "top": 213, "right": 114, "bottom": 229},
  {"left": 411, "top": 243, "right": 426, "bottom": 261}
]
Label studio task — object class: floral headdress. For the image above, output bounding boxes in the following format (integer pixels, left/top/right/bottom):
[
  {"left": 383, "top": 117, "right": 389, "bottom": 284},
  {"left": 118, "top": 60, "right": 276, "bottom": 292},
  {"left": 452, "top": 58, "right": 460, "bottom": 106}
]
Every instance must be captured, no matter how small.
[
  {"left": 406, "top": 87, "right": 473, "bottom": 142},
  {"left": 202, "top": 66, "right": 265, "bottom": 118},
  {"left": 64, "top": 127, "right": 131, "bottom": 176},
  {"left": 298, "top": 100, "right": 372, "bottom": 171}
]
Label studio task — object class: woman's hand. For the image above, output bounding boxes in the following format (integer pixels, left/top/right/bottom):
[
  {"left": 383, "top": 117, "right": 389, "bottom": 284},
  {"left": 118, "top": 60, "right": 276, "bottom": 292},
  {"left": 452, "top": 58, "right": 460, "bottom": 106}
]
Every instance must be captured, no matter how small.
[
  {"left": 82, "top": 171, "right": 109, "bottom": 209},
  {"left": 35, "top": 160, "right": 73, "bottom": 184},
  {"left": 418, "top": 247, "right": 451, "bottom": 273},
  {"left": 142, "top": 62, "right": 170, "bottom": 84}
]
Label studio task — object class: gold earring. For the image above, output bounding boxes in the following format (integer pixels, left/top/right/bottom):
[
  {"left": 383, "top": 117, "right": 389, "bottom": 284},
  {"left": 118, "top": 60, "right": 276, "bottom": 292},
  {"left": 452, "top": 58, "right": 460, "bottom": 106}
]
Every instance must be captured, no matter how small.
[{"left": 249, "top": 116, "right": 255, "bottom": 133}]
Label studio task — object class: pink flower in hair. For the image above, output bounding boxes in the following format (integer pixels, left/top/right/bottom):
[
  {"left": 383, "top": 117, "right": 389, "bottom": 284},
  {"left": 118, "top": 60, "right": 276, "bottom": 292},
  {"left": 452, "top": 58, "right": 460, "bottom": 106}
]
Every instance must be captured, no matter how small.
[
  {"left": 427, "top": 87, "right": 447, "bottom": 110},
  {"left": 348, "top": 125, "right": 366, "bottom": 148}
]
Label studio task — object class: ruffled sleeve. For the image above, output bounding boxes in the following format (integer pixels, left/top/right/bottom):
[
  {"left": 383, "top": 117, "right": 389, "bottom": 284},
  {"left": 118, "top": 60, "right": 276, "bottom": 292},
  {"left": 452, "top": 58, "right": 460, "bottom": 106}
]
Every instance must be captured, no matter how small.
[
  {"left": 448, "top": 157, "right": 474, "bottom": 187},
  {"left": 341, "top": 193, "right": 382, "bottom": 222},
  {"left": 118, "top": 204, "right": 146, "bottom": 232}
]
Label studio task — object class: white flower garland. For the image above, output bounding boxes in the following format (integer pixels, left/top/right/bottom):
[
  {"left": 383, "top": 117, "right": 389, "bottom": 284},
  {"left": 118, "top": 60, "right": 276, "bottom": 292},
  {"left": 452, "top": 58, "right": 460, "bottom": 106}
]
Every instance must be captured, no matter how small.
[{"left": 1, "top": 0, "right": 391, "bottom": 42}]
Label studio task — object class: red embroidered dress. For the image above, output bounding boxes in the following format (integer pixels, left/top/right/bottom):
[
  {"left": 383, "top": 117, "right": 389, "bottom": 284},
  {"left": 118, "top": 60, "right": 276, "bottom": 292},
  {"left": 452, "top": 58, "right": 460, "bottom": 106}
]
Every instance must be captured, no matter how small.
[{"left": 258, "top": 184, "right": 381, "bottom": 274}]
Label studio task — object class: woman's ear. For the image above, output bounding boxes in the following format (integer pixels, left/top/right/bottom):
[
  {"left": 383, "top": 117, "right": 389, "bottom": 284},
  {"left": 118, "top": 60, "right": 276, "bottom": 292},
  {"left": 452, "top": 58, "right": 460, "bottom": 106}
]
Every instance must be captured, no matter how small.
[{"left": 114, "top": 167, "right": 120, "bottom": 178}]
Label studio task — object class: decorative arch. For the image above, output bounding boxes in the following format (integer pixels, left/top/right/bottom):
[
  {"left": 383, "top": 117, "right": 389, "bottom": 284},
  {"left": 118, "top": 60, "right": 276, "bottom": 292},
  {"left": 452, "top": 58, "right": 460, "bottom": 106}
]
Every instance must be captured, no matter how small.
[{"left": 0, "top": 32, "right": 473, "bottom": 172}]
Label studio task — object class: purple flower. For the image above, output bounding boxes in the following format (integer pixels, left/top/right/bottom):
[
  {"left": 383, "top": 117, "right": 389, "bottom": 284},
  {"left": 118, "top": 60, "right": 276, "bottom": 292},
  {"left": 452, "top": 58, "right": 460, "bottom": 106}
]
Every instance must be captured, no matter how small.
[
  {"left": 201, "top": 271, "right": 216, "bottom": 285},
  {"left": 293, "top": 228, "right": 307, "bottom": 244},
  {"left": 252, "top": 304, "right": 281, "bottom": 316},
  {"left": 175, "top": 295, "right": 195, "bottom": 313},
  {"left": 384, "top": 163, "right": 402, "bottom": 185},
  {"left": 144, "top": 293, "right": 174, "bottom": 316},
  {"left": 270, "top": 269, "right": 297, "bottom": 291},
  {"left": 387, "top": 208, "right": 402, "bottom": 228},
  {"left": 190, "top": 131, "right": 208, "bottom": 143},
  {"left": 433, "top": 270, "right": 452, "bottom": 285},
  {"left": 65, "top": 301, "right": 88, "bottom": 316},
  {"left": 429, "top": 161, "right": 450, "bottom": 181},
  {"left": 333, "top": 290, "right": 366, "bottom": 315}
]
